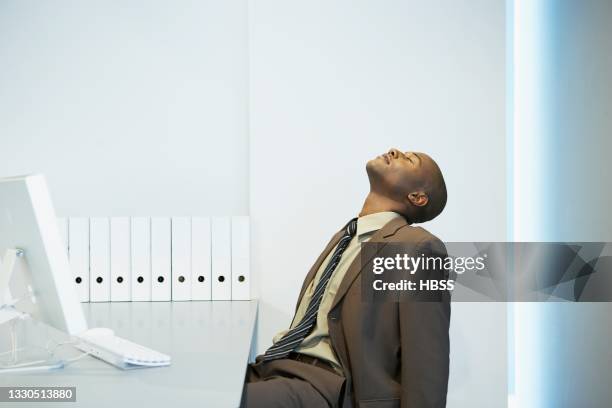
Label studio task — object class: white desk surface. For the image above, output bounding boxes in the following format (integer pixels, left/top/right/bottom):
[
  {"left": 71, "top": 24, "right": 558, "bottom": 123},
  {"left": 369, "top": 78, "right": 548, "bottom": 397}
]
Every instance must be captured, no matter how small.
[{"left": 0, "top": 301, "right": 258, "bottom": 408}]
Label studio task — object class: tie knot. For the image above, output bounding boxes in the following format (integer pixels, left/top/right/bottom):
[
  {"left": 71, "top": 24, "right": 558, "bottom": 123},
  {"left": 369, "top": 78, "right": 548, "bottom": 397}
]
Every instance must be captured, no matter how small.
[{"left": 346, "top": 218, "right": 358, "bottom": 236}]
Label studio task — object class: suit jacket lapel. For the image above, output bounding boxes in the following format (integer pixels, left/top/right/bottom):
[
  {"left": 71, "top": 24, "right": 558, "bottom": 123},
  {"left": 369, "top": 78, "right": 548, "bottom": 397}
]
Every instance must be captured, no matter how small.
[
  {"left": 330, "top": 216, "right": 409, "bottom": 311},
  {"left": 295, "top": 228, "right": 344, "bottom": 311}
]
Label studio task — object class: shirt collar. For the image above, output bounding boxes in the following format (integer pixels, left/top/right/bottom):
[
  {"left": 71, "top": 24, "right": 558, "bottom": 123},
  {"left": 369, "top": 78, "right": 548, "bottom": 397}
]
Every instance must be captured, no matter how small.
[{"left": 356, "top": 211, "right": 403, "bottom": 238}]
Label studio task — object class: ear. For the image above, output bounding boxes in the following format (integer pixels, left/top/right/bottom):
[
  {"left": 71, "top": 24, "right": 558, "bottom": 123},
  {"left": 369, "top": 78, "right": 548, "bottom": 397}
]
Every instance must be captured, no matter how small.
[{"left": 407, "top": 192, "right": 428, "bottom": 207}]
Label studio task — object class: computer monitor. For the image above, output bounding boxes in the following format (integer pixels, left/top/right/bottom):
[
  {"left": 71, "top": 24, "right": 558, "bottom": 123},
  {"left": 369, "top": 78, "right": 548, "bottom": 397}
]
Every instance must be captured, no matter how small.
[{"left": 0, "top": 174, "right": 87, "bottom": 335}]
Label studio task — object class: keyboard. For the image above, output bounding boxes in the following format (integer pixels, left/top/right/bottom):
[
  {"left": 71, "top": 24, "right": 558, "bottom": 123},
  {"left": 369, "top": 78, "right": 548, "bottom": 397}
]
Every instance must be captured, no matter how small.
[{"left": 75, "top": 328, "right": 171, "bottom": 370}]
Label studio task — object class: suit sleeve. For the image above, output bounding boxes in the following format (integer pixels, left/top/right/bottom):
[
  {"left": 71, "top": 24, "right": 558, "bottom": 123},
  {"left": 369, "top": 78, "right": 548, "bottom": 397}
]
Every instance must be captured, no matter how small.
[{"left": 399, "top": 238, "right": 451, "bottom": 408}]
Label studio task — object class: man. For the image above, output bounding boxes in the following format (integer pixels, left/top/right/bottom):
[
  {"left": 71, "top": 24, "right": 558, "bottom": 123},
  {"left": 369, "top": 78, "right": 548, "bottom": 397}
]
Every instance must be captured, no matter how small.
[{"left": 242, "top": 148, "right": 450, "bottom": 408}]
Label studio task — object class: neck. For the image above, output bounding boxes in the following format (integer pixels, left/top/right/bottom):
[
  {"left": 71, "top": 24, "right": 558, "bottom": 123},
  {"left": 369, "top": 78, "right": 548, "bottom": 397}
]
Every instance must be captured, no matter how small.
[{"left": 359, "top": 191, "right": 403, "bottom": 217}]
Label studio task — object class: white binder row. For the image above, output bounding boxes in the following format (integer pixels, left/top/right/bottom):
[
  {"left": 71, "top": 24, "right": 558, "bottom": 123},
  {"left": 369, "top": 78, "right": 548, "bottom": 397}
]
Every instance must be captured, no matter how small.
[{"left": 56, "top": 216, "right": 250, "bottom": 302}]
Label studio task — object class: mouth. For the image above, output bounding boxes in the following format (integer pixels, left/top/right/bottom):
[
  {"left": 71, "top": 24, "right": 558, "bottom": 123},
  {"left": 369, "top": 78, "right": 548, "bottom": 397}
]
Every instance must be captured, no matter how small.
[{"left": 382, "top": 153, "right": 390, "bottom": 164}]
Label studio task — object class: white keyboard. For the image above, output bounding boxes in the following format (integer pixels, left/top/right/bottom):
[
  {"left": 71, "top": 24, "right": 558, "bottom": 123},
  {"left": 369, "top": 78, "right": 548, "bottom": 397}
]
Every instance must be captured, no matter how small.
[{"left": 75, "top": 328, "right": 171, "bottom": 370}]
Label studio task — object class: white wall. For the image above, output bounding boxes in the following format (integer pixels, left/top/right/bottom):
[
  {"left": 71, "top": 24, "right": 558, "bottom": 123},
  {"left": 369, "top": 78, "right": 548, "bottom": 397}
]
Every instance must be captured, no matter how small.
[
  {"left": 1, "top": 1, "right": 508, "bottom": 405},
  {"left": 0, "top": 0, "right": 249, "bottom": 216},
  {"left": 249, "top": 1, "right": 507, "bottom": 406}
]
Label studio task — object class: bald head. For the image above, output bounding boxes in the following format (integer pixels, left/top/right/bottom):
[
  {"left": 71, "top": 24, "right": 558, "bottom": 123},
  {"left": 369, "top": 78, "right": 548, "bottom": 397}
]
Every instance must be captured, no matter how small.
[
  {"left": 365, "top": 148, "right": 447, "bottom": 223},
  {"left": 414, "top": 152, "right": 447, "bottom": 222}
]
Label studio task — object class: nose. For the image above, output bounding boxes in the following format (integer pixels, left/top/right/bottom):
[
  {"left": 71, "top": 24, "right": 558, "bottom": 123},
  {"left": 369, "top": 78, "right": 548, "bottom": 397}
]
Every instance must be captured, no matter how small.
[{"left": 388, "top": 148, "right": 404, "bottom": 159}]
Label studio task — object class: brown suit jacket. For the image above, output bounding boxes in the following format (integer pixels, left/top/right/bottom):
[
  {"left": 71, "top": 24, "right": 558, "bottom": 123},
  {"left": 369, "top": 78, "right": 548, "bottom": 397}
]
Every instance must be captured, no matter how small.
[{"left": 295, "top": 216, "right": 450, "bottom": 408}]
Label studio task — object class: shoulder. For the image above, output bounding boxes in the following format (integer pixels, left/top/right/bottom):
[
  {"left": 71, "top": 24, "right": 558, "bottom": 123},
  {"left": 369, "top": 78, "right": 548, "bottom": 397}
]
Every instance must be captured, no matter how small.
[
  {"left": 392, "top": 224, "right": 447, "bottom": 256},
  {"left": 390, "top": 223, "right": 440, "bottom": 243}
]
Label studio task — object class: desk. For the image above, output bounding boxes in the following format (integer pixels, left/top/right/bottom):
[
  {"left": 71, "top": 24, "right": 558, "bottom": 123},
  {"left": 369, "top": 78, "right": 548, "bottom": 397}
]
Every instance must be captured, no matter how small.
[{"left": 0, "top": 301, "right": 258, "bottom": 407}]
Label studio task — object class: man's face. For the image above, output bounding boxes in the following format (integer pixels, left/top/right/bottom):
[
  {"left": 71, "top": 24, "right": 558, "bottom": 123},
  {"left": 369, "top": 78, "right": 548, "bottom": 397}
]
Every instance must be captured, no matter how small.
[{"left": 366, "top": 148, "right": 433, "bottom": 202}]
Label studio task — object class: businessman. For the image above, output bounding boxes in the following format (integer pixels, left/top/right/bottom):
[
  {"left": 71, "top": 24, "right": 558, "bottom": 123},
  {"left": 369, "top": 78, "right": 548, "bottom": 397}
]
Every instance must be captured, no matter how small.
[{"left": 242, "top": 148, "right": 450, "bottom": 408}]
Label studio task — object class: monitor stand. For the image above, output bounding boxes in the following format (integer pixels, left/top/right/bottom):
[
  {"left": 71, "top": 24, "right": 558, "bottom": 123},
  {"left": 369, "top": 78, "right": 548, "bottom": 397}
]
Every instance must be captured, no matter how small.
[
  {"left": 0, "top": 249, "right": 60, "bottom": 372},
  {"left": 0, "top": 249, "right": 31, "bottom": 325}
]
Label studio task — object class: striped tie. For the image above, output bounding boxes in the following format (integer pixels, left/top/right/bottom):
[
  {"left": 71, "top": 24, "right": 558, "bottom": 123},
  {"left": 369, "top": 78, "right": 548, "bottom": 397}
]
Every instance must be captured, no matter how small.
[{"left": 261, "top": 218, "right": 358, "bottom": 361}]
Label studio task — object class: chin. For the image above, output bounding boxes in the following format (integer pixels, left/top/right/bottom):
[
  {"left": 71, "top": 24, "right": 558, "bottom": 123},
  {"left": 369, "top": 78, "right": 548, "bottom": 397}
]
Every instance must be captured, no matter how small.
[
  {"left": 366, "top": 158, "right": 386, "bottom": 176},
  {"left": 366, "top": 158, "right": 380, "bottom": 172},
  {"left": 365, "top": 161, "right": 384, "bottom": 188},
  {"left": 365, "top": 160, "right": 377, "bottom": 178}
]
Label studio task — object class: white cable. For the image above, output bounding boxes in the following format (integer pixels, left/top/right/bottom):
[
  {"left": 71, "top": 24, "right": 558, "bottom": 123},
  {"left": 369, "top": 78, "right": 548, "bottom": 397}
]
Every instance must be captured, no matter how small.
[
  {"left": 0, "top": 358, "right": 49, "bottom": 369},
  {"left": 0, "top": 362, "right": 64, "bottom": 374},
  {"left": 0, "top": 345, "right": 90, "bottom": 371},
  {"left": 46, "top": 337, "right": 92, "bottom": 366},
  {"left": 0, "top": 310, "right": 89, "bottom": 372},
  {"left": 0, "top": 327, "right": 89, "bottom": 371},
  {"left": 45, "top": 337, "right": 79, "bottom": 354},
  {"left": 0, "top": 346, "right": 28, "bottom": 358},
  {"left": 62, "top": 350, "right": 92, "bottom": 364}
]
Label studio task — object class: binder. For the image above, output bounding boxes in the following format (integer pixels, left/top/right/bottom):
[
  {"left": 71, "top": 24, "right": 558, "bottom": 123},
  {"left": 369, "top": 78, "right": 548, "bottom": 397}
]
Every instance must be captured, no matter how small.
[
  {"left": 57, "top": 217, "right": 69, "bottom": 256},
  {"left": 69, "top": 217, "right": 90, "bottom": 302},
  {"left": 90, "top": 217, "right": 111, "bottom": 302},
  {"left": 231, "top": 216, "right": 250, "bottom": 300},
  {"left": 171, "top": 217, "right": 191, "bottom": 301},
  {"left": 131, "top": 217, "right": 151, "bottom": 301},
  {"left": 110, "top": 217, "right": 131, "bottom": 302},
  {"left": 191, "top": 217, "right": 211, "bottom": 300},
  {"left": 151, "top": 217, "right": 171, "bottom": 301},
  {"left": 211, "top": 216, "right": 231, "bottom": 300}
]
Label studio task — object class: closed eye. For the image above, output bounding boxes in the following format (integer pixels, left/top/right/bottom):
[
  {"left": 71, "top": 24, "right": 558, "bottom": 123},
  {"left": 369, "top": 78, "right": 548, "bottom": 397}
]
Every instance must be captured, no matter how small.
[
  {"left": 408, "top": 152, "right": 422, "bottom": 165},
  {"left": 405, "top": 152, "right": 414, "bottom": 164}
]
